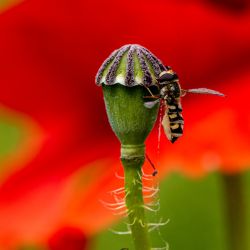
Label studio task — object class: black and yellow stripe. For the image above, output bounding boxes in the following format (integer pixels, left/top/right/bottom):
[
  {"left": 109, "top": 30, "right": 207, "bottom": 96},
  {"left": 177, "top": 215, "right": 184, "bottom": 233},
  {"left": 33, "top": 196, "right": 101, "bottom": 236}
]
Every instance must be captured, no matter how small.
[{"left": 167, "top": 98, "right": 184, "bottom": 143}]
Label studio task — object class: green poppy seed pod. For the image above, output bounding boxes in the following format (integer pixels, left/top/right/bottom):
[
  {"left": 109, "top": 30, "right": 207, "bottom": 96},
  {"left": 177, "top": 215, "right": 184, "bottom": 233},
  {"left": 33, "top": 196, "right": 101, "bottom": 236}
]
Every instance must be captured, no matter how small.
[
  {"left": 96, "top": 44, "right": 166, "bottom": 159},
  {"left": 96, "top": 44, "right": 166, "bottom": 250}
]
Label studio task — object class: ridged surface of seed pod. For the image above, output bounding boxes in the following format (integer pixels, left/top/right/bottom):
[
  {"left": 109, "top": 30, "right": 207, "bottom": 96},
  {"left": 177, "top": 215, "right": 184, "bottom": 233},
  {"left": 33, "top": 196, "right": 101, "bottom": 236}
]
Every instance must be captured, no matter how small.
[{"left": 95, "top": 44, "right": 166, "bottom": 87}]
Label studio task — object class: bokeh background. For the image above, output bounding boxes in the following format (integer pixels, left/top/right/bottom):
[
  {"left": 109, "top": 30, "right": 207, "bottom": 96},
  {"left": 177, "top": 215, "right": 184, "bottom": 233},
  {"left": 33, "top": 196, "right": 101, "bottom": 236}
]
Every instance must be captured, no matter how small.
[{"left": 0, "top": 0, "right": 250, "bottom": 249}]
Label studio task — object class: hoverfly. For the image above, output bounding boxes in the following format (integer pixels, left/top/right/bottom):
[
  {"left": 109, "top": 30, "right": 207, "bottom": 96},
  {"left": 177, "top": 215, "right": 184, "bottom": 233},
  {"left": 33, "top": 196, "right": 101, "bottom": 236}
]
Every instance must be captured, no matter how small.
[{"left": 144, "top": 66, "right": 224, "bottom": 143}]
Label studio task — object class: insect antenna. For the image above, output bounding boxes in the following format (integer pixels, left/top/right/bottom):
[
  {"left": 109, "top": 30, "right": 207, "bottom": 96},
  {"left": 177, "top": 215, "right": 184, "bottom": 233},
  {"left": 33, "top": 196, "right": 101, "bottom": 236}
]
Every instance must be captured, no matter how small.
[{"left": 146, "top": 154, "right": 158, "bottom": 176}]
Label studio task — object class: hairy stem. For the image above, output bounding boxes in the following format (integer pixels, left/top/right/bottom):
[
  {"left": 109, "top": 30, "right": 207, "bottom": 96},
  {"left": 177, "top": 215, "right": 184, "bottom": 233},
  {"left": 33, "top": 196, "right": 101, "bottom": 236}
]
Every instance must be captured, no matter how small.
[
  {"left": 121, "top": 144, "right": 151, "bottom": 250},
  {"left": 222, "top": 173, "right": 247, "bottom": 250}
]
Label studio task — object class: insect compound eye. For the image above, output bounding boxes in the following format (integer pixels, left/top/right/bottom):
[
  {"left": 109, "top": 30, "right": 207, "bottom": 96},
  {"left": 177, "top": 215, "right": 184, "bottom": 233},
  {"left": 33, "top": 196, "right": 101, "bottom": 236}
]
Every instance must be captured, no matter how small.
[{"left": 159, "top": 72, "right": 178, "bottom": 83}]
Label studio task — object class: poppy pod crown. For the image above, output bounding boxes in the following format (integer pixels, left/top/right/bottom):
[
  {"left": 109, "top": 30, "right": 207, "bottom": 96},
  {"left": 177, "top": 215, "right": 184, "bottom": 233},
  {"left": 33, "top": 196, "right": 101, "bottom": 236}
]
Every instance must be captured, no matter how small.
[{"left": 95, "top": 44, "right": 166, "bottom": 87}]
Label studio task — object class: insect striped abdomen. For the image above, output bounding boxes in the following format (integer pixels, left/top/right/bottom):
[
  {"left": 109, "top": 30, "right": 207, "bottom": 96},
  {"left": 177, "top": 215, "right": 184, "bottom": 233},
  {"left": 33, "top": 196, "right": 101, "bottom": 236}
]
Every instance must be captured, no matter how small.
[{"left": 165, "top": 99, "right": 184, "bottom": 143}]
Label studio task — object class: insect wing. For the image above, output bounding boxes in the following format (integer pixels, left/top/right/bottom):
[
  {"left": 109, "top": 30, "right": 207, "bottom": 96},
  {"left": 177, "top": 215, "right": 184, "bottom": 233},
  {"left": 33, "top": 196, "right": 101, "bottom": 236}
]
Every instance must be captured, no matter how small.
[
  {"left": 161, "top": 112, "right": 172, "bottom": 141},
  {"left": 186, "top": 88, "right": 225, "bottom": 97},
  {"left": 144, "top": 99, "right": 160, "bottom": 109}
]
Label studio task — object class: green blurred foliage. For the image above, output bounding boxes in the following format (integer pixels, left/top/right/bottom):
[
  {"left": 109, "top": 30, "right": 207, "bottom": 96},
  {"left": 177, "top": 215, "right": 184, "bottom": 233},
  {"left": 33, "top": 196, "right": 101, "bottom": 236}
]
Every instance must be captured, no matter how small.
[
  {"left": 95, "top": 172, "right": 250, "bottom": 250},
  {"left": 17, "top": 246, "right": 46, "bottom": 250},
  {"left": 244, "top": 171, "right": 250, "bottom": 250},
  {"left": 0, "top": 122, "right": 23, "bottom": 159}
]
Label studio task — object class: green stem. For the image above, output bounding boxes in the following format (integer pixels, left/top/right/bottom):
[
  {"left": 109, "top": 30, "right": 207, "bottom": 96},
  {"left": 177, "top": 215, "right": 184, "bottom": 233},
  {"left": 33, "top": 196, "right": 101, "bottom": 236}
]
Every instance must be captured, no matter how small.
[
  {"left": 121, "top": 144, "right": 151, "bottom": 250},
  {"left": 222, "top": 173, "right": 247, "bottom": 250}
]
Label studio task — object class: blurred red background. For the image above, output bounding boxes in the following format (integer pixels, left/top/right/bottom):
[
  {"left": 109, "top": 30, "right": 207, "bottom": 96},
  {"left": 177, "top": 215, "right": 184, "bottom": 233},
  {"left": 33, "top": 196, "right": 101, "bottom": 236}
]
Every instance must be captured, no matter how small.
[{"left": 0, "top": 0, "right": 249, "bottom": 249}]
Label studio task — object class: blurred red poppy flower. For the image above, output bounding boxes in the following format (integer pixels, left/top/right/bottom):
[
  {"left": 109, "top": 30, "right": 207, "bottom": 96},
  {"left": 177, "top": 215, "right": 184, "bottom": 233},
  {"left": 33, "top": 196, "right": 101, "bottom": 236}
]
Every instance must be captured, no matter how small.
[
  {"left": 0, "top": 0, "right": 249, "bottom": 248},
  {"left": 47, "top": 226, "right": 87, "bottom": 250}
]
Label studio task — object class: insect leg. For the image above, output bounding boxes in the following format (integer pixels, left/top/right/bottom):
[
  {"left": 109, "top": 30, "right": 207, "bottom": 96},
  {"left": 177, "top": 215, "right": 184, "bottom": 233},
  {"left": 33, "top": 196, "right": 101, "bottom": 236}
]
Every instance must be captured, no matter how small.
[
  {"left": 145, "top": 154, "right": 158, "bottom": 176},
  {"left": 145, "top": 86, "right": 156, "bottom": 97},
  {"left": 143, "top": 95, "right": 160, "bottom": 99}
]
